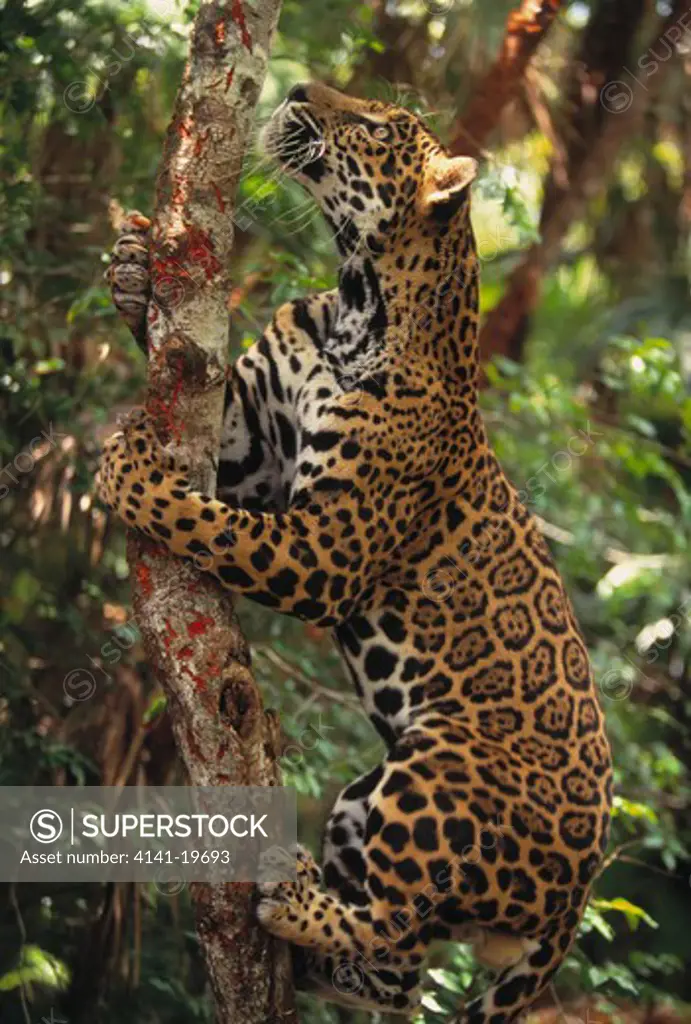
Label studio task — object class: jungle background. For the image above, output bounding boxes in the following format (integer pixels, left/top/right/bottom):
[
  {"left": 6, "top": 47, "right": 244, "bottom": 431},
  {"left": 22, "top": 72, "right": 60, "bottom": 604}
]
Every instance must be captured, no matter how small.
[{"left": 1, "top": 0, "right": 691, "bottom": 1021}]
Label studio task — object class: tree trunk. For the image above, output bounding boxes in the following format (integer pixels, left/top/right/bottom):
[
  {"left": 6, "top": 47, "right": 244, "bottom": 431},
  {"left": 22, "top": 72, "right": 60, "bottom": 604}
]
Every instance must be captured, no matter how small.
[{"left": 124, "top": 2, "right": 295, "bottom": 1021}]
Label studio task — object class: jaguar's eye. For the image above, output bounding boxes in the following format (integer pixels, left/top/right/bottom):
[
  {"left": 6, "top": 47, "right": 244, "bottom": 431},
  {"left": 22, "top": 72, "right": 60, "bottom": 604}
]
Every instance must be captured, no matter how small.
[{"left": 371, "top": 125, "right": 390, "bottom": 140}]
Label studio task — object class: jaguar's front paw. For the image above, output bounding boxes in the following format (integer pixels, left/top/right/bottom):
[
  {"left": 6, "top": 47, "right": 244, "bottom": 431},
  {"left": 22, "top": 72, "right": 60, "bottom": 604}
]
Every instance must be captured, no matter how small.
[
  {"left": 106, "top": 212, "right": 151, "bottom": 345},
  {"left": 96, "top": 429, "right": 130, "bottom": 513},
  {"left": 96, "top": 409, "right": 189, "bottom": 520}
]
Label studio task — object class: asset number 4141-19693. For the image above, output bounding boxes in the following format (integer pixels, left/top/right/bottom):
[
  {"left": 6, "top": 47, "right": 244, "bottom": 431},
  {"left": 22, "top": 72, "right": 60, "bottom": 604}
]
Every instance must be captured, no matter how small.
[{"left": 133, "top": 850, "right": 234, "bottom": 864}]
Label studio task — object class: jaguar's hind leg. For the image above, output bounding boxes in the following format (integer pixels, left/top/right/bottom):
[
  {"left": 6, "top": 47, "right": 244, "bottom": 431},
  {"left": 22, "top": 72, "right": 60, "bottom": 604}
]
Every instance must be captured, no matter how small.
[
  {"left": 456, "top": 928, "right": 573, "bottom": 1024},
  {"left": 291, "top": 766, "right": 422, "bottom": 1012},
  {"left": 258, "top": 844, "right": 422, "bottom": 1015},
  {"left": 291, "top": 946, "right": 422, "bottom": 1016},
  {"left": 321, "top": 764, "right": 384, "bottom": 905}
]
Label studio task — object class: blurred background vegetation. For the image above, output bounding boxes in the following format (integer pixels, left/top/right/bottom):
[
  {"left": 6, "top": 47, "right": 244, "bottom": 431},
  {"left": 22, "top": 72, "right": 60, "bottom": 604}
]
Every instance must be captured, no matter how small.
[{"left": 1, "top": 0, "right": 690, "bottom": 1021}]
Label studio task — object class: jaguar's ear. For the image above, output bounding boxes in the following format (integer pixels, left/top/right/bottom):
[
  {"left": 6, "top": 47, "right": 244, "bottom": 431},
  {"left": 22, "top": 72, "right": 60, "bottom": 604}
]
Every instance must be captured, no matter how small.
[{"left": 421, "top": 154, "right": 478, "bottom": 221}]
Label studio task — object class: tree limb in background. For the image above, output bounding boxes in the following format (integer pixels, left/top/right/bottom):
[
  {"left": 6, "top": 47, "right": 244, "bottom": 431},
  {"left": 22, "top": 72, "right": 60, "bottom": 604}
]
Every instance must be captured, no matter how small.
[
  {"left": 680, "top": 52, "right": 691, "bottom": 238},
  {"left": 450, "top": 0, "right": 564, "bottom": 158},
  {"left": 123, "top": 1, "right": 294, "bottom": 1022},
  {"left": 479, "top": 0, "right": 690, "bottom": 369}
]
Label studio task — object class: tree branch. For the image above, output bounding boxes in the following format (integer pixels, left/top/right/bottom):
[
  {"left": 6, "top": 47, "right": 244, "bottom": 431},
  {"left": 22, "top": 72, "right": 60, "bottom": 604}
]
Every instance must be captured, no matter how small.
[
  {"left": 450, "top": 0, "right": 564, "bottom": 158},
  {"left": 123, "top": 2, "right": 294, "bottom": 1021},
  {"left": 479, "top": 0, "right": 689, "bottom": 368}
]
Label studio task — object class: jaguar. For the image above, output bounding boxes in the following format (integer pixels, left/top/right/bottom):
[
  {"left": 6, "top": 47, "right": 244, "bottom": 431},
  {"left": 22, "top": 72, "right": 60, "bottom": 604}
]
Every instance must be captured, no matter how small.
[{"left": 99, "top": 82, "right": 613, "bottom": 1021}]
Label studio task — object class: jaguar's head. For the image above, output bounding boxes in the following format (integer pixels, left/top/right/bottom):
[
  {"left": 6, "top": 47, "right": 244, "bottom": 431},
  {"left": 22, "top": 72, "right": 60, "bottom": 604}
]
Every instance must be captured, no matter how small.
[{"left": 262, "top": 82, "right": 477, "bottom": 256}]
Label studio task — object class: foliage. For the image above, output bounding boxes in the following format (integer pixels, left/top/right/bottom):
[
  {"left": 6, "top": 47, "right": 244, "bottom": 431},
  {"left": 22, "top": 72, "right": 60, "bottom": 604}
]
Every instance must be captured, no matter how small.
[{"left": 1, "top": 0, "right": 690, "bottom": 1022}]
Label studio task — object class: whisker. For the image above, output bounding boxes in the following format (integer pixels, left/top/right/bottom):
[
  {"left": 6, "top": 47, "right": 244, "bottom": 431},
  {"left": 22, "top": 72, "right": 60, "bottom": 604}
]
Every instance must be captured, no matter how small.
[{"left": 273, "top": 202, "right": 320, "bottom": 229}]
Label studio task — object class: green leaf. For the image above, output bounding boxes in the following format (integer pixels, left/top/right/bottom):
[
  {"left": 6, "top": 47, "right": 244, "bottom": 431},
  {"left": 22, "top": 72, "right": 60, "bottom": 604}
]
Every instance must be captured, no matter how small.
[
  {"left": 0, "top": 945, "right": 70, "bottom": 992},
  {"left": 421, "top": 993, "right": 446, "bottom": 1013},
  {"left": 591, "top": 897, "right": 658, "bottom": 932},
  {"left": 612, "top": 796, "right": 658, "bottom": 825}
]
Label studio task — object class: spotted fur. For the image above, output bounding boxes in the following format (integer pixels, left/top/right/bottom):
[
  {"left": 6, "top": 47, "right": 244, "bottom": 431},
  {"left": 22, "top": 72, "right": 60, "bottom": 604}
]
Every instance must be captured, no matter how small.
[{"left": 99, "top": 83, "right": 613, "bottom": 1021}]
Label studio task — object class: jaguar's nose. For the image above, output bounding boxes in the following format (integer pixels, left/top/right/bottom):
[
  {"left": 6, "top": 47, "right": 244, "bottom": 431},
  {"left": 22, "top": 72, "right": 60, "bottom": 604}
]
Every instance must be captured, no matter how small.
[{"left": 286, "top": 83, "right": 310, "bottom": 105}]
